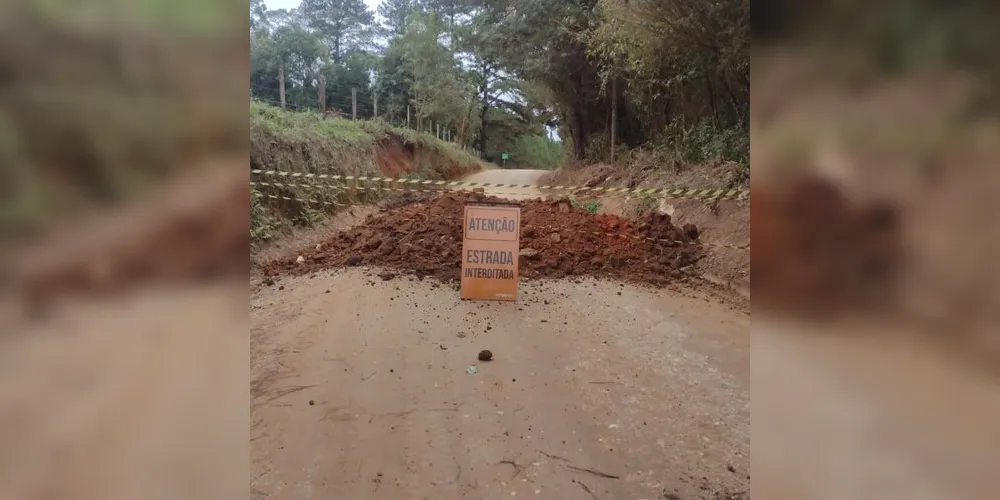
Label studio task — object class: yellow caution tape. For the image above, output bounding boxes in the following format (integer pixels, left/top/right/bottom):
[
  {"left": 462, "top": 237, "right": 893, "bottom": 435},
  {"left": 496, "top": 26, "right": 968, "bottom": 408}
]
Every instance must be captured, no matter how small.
[
  {"left": 251, "top": 180, "right": 546, "bottom": 199},
  {"left": 251, "top": 169, "right": 749, "bottom": 201}
]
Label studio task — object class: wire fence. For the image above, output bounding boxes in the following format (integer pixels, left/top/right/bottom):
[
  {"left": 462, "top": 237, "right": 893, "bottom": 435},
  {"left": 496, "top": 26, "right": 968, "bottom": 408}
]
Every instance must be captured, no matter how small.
[{"left": 251, "top": 88, "right": 484, "bottom": 158}]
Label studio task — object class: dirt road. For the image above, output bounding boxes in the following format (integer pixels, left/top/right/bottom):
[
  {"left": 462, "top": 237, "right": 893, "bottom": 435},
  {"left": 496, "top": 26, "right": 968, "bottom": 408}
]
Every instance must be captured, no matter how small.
[
  {"left": 251, "top": 272, "right": 748, "bottom": 500},
  {"left": 251, "top": 168, "right": 749, "bottom": 499},
  {"left": 458, "top": 169, "right": 549, "bottom": 200}
]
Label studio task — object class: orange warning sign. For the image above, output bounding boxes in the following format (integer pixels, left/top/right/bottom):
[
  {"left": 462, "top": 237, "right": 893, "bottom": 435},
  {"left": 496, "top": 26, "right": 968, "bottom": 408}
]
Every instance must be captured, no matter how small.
[{"left": 460, "top": 204, "right": 520, "bottom": 301}]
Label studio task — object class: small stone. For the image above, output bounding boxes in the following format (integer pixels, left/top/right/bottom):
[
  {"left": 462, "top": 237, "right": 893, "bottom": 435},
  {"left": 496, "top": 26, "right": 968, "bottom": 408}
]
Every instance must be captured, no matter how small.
[
  {"left": 478, "top": 350, "right": 493, "bottom": 361},
  {"left": 519, "top": 248, "right": 539, "bottom": 258},
  {"left": 296, "top": 255, "right": 306, "bottom": 264},
  {"left": 308, "top": 400, "right": 315, "bottom": 406},
  {"left": 683, "top": 223, "right": 700, "bottom": 240},
  {"left": 550, "top": 233, "right": 561, "bottom": 243},
  {"left": 315, "top": 243, "right": 322, "bottom": 251}
]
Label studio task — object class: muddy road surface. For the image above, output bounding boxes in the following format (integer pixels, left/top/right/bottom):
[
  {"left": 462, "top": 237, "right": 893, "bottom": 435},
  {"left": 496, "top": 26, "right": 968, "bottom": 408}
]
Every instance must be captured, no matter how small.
[{"left": 251, "top": 169, "right": 749, "bottom": 500}]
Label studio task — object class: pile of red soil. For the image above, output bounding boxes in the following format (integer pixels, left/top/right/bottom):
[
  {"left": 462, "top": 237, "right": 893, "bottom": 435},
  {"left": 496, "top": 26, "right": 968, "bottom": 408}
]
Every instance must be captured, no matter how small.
[
  {"left": 752, "top": 176, "right": 903, "bottom": 315},
  {"left": 263, "top": 193, "right": 703, "bottom": 286}
]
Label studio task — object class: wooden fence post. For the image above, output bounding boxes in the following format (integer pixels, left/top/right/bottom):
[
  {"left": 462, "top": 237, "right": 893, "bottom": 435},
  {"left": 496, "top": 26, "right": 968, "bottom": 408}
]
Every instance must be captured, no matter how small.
[{"left": 351, "top": 87, "right": 357, "bottom": 120}]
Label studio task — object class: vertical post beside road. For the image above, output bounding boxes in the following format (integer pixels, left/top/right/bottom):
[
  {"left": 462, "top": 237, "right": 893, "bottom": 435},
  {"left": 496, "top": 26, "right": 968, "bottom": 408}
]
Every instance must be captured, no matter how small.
[{"left": 351, "top": 87, "right": 357, "bottom": 120}]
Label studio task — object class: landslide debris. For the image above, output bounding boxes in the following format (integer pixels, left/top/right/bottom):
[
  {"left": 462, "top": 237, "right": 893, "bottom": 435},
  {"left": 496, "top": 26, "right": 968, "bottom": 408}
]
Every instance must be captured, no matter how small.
[{"left": 263, "top": 194, "right": 702, "bottom": 287}]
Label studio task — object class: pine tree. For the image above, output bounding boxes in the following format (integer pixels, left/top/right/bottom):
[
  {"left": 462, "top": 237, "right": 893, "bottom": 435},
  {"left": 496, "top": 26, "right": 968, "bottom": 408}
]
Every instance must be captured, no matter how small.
[
  {"left": 378, "top": 0, "right": 422, "bottom": 36},
  {"left": 299, "top": 0, "right": 376, "bottom": 62}
]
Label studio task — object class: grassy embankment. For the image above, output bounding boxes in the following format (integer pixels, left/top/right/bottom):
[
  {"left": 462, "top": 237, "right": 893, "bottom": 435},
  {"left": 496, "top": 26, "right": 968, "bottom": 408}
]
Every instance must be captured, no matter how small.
[{"left": 251, "top": 102, "right": 486, "bottom": 244}]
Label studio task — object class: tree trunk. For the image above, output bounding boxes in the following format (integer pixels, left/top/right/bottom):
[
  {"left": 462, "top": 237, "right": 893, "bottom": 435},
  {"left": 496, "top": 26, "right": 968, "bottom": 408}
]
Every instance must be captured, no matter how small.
[
  {"left": 478, "top": 101, "right": 489, "bottom": 160},
  {"left": 610, "top": 75, "right": 618, "bottom": 167},
  {"left": 278, "top": 61, "right": 286, "bottom": 109},
  {"left": 458, "top": 92, "right": 476, "bottom": 144},
  {"left": 572, "top": 108, "right": 587, "bottom": 161},
  {"left": 317, "top": 73, "right": 327, "bottom": 112},
  {"left": 478, "top": 78, "right": 490, "bottom": 159}
]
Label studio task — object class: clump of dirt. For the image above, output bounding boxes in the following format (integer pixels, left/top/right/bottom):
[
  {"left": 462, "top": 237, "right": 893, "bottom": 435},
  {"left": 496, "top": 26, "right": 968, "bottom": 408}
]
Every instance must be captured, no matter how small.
[
  {"left": 262, "top": 193, "right": 703, "bottom": 287},
  {"left": 546, "top": 160, "right": 750, "bottom": 292},
  {"left": 752, "top": 176, "right": 903, "bottom": 315}
]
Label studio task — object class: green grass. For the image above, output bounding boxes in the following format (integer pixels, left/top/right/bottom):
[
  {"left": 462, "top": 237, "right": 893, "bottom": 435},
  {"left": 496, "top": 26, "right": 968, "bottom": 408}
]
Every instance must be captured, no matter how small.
[
  {"left": 571, "top": 198, "right": 601, "bottom": 215},
  {"left": 251, "top": 101, "right": 485, "bottom": 245}
]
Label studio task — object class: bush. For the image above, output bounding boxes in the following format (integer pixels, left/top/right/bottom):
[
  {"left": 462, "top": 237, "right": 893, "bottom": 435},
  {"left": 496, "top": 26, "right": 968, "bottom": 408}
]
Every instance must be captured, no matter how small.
[
  {"left": 508, "top": 135, "right": 564, "bottom": 170},
  {"left": 660, "top": 119, "right": 749, "bottom": 166}
]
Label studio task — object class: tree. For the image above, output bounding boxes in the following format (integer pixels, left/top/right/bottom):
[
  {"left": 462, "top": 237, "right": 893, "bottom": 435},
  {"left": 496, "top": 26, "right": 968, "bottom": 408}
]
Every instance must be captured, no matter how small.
[
  {"left": 375, "top": 38, "right": 416, "bottom": 123},
  {"left": 399, "top": 13, "right": 469, "bottom": 131},
  {"left": 251, "top": 25, "right": 328, "bottom": 109},
  {"left": 422, "top": 0, "right": 473, "bottom": 51},
  {"left": 378, "top": 0, "right": 422, "bottom": 36},
  {"left": 250, "top": 0, "right": 268, "bottom": 32},
  {"left": 299, "top": 0, "right": 376, "bottom": 63}
]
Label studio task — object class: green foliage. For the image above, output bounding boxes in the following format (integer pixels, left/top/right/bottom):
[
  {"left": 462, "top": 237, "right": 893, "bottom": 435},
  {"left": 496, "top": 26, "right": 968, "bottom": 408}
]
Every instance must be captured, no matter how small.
[
  {"left": 300, "top": 0, "right": 376, "bottom": 61},
  {"left": 378, "top": 0, "right": 422, "bottom": 36},
  {"left": 250, "top": 186, "right": 280, "bottom": 244},
  {"left": 478, "top": 0, "right": 748, "bottom": 164},
  {"left": 250, "top": 102, "right": 484, "bottom": 243},
  {"left": 398, "top": 12, "right": 470, "bottom": 128},
  {"left": 658, "top": 119, "right": 749, "bottom": 165},
  {"left": 571, "top": 198, "right": 601, "bottom": 215},
  {"left": 508, "top": 135, "right": 564, "bottom": 170}
]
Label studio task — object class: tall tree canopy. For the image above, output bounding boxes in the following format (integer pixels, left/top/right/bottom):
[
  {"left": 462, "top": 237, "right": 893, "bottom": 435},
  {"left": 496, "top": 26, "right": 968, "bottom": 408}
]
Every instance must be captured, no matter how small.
[{"left": 249, "top": 0, "right": 750, "bottom": 166}]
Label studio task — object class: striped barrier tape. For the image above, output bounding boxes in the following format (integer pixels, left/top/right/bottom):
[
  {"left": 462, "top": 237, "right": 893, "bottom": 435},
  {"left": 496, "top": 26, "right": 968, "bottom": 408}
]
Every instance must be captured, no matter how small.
[
  {"left": 252, "top": 180, "right": 550, "bottom": 199},
  {"left": 251, "top": 169, "right": 749, "bottom": 201},
  {"left": 255, "top": 189, "right": 748, "bottom": 251}
]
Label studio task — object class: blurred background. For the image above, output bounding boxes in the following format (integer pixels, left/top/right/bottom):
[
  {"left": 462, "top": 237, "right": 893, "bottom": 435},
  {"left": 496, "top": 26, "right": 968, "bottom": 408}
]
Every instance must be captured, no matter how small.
[
  {"left": 752, "top": 1, "right": 1000, "bottom": 499},
  {"left": 0, "top": 1, "right": 247, "bottom": 500}
]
